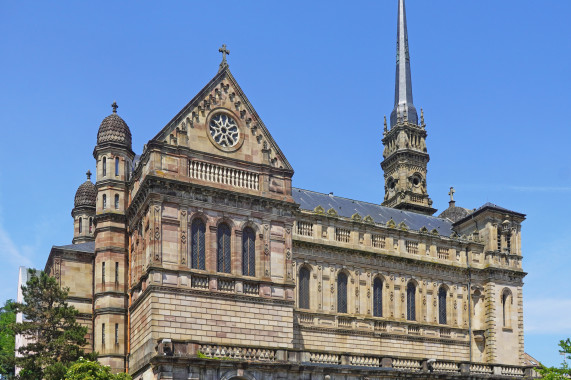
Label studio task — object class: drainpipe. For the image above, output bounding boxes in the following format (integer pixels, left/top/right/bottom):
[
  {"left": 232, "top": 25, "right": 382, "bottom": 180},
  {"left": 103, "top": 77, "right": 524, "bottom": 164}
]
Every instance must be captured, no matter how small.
[{"left": 466, "top": 246, "right": 472, "bottom": 364}]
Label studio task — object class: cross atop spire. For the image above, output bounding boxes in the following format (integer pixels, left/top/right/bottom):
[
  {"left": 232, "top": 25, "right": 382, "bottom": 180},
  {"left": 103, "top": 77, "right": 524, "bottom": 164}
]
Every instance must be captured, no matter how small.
[
  {"left": 389, "top": 0, "right": 418, "bottom": 127},
  {"left": 449, "top": 187, "right": 455, "bottom": 202},
  {"left": 111, "top": 101, "right": 118, "bottom": 113},
  {"left": 86, "top": 170, "right": 92, "bottom": 181},
  {"left": 218, "top": 44, "right": 230, "bottom": 71}
]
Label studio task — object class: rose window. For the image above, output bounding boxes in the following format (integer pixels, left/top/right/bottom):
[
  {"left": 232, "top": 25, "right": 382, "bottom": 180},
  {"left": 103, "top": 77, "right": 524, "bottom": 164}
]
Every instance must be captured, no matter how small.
[{"left": 209, "top": 114, "right": 240, "bottom": 148}]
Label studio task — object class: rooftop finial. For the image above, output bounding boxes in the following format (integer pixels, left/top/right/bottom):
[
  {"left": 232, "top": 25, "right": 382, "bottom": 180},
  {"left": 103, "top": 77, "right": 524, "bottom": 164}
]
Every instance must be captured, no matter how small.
[
  {"left": 384, "top": 116, "right": 388, "bottom": 134},
  {"left": 86, "top": 170, "right": 92, "bottom": 181},
  {"left": 111, "top": 101, "right": 118, "bottom": 113},
  {"left": 448, "top": 187, "right": 456, "bottom": 206},
  {"left": 218, "top": 44, "right": 230, "bottom": 71},
  {"left": 389, "top": 0, "right": 418, "bottom": 127},
  {"left": 420, "top": 108, "right": 425, "bottom": 127}
]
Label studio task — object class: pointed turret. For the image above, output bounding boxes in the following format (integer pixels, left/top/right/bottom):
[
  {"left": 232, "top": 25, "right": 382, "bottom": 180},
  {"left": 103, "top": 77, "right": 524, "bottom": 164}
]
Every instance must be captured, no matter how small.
[
  {"left": 381, "top": 0, "right": 435, "bottom": 215},
  {"left": 390, "top": 0, "right": 418, "bottom": 127}
]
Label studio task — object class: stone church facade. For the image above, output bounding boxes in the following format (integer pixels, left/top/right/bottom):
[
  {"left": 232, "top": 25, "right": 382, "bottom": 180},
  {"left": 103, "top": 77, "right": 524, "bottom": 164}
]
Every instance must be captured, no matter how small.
[{"left": 39, "top": 1, "right": 530, "bottom": 379}]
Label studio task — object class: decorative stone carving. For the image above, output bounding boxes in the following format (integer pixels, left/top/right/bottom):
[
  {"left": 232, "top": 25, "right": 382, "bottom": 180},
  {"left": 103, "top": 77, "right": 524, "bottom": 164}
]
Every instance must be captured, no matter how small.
[{"left": 326, "top": 208, "right": 338, "bottom": 217}]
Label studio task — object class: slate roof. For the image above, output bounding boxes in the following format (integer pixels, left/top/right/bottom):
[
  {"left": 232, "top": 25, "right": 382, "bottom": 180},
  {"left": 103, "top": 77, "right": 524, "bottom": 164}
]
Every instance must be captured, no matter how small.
[
  {"left": 52, "top": 241, "right": 95, "bottom": 253},
  {"left": 454, "top": 201, "right": 525, "bottom": 225},
  {"left": 292, "top": 188, "right": 454, "bottom": 236}
]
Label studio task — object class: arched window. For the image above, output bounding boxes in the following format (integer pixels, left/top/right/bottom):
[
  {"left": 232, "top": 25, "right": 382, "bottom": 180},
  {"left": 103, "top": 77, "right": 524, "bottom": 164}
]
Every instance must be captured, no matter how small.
[
  {"left": 407, "top": 282, "right": 416, "bottom": 321},
  {"left": 102, "top": 194, "right": 107, "bottom": 209},
  {"left": 373, "top": 277, "right": 383, "bottom": 317},
  {"left": 502, "top": 290, "right": 512, "bottom": 328},
  {"left": 89, "top": 218, "right": 93, "bottom": 233},
  {"left": 337, "top": 272, "right": 348, "bottom": 313},
  {"left": 438, "top": 286, "right": 447, "bottom": 324},
  {"left": 299, "top": 267, "right": 310, "bottom": 309},
  {"left": 102, "top": 157, "right": 107, "bottom": 177},
  {"left": 217, "top": 223, "right": 231, "bottom": 273},
  {"left": 242, "top": 227, "right": 256, "bottom": 276},
  {"left": 115, "top": 157, "right": 119, "bottom": 176},
  {"left": 78, "top": 217, "right": 82, "bottom": 233},
  {"left": 191, "top": 219, "right": 206, "bottom": 270},
  {"left": 114, "top": 194, "right": 119, "bottom": 209}
]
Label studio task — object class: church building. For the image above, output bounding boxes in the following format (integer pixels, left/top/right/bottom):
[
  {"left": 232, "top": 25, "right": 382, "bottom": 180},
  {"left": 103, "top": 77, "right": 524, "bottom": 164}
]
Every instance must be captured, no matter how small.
[{"left": 36, "top": 1, "right": 529, "bottom": 379}]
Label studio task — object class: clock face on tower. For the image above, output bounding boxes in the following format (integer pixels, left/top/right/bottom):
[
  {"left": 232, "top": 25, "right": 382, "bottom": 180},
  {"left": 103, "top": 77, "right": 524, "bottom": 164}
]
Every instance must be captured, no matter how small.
[{"left": 209, "top": 113, "right": 240, "bottom": 148}]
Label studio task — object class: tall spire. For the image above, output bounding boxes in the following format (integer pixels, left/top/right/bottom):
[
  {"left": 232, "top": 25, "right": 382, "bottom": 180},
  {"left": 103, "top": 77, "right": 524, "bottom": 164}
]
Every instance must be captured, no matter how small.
[{"left": 389, "top": 0, "right": 418, "bottom": 127}]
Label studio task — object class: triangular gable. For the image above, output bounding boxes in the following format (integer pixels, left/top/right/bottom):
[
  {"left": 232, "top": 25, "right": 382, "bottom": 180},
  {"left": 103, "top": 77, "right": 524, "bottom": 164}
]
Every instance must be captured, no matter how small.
[{"left": 152, "top": 66, "right": 293, "bottom": 172}]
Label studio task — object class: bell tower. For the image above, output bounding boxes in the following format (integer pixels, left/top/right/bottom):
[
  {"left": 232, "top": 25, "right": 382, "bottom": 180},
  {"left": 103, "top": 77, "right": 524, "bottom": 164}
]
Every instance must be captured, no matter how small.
[{"left": 381, "top": 0, "right": 435, "bottom": 215}]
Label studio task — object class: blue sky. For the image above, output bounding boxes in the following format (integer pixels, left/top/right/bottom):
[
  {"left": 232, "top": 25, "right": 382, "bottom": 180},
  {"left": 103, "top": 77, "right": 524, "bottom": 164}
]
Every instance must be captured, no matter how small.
[{"left": 1, "top": 0, "right": 570, "bottom": 367}]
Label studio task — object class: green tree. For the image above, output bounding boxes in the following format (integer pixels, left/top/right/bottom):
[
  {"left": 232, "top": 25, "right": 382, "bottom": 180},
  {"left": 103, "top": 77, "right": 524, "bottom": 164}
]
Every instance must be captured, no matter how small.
[
  {"left": 538, "top": 338, "right": 571, "bottom": 380},
  {"left": 64, "top": 358, "right": 131, "bottom": 380},
  {"left": 0, "top": 299, "right": 16, "bottom": 379},
  {"left": 11, "top": 269, "right": 90, "bottom": 380}
]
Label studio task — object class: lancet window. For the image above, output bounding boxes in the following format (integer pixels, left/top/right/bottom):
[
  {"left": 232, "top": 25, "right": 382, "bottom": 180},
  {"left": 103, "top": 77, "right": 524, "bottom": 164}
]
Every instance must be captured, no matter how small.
[
  {"left": 373, "top": 277, "right": 383, "bottom": 317},
  {"left": 298, "top": 267, "right": 310, "bottom": 309},
  {"left": 217, "top": 223, "right": 232, "bottom": 273},
  {"left": 337, "top": 272, "right": 348, "bottom": 314},
  {"left": 407, "top": 282, "right": 416, "bottom": 321},
  {"left": 438, "top": 286, "right": 447, "bottom": 324},
  {"left": 191, "top": 219, "right": 206, "bottom": 270},
  {"left": 242, "top": 227, "right": 256, "bottom": 276}
]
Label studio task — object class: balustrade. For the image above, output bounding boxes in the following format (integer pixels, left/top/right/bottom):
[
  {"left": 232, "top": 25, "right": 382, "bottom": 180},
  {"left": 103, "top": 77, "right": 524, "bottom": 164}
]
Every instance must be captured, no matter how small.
[
  {"left": 191, "top": 275, "right": 209, "bottom": 289},
  {"left": 296, "top": 221, "right": 313, "bottom": 237},
  {"left": 406, "top": 241, "right": 418, "bottom": 254},
  {"left": 335, "top": 228, "right": 351, "bottom": 243},
  {"left": 189, "top": 160, "right": 259, "bottom": 190}
]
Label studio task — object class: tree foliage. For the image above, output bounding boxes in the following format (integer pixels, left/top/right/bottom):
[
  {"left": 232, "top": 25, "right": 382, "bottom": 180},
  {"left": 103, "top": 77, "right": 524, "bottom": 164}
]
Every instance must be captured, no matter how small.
[
  {"left": 0, "top": 299, "right": 16, "bottom": 378},
  {"left": 538, "top": 338, "right": 571, "bottom": 380},
  {"left": 11, "top": 269, "right": 90, "bottom": 380},
  {"left": 64, "top": 358, "right": 131, "bottom": 380}
]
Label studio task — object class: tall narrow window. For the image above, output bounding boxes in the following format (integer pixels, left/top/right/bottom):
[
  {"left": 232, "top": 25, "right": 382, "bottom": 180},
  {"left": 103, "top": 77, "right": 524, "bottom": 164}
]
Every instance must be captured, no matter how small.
[
  {"left": 242, "top": 227, "right": 256, "bottom": 276},
  {"left": 217, "top": 223, "right": 231, "bottom": 273},
  {"left": 102, "top": 194, "right": 107, "bottom": 209},
  {"left": 102, "top": 323, "right": 106, "bottom": 347},
  {"left": 115, "top": 157, "right": 119, "bottom": 176},
  {"left": 115, "top": 262, "right": 119, "bottom": 284},
  {"left": 438, "top": 286, "right": 447, "bottom": 325},
  {"left": 502, "top": 290, "right": 512, "bottom": 328},
  {"left": 337, "top": 272, "right": 348, "bottom": 313},
  {"left": 373, "top": 277, "right": 383, "bottom": 317},
  {"left": 115, "top": 323, "right": 119, "bottom": 345},
  {"left": 102, "top": 157, "right": 107, "bottom": 177},
  {"left": 89, "top": 217, "right": 93, "bottom": 233},
  {"left": 407, "top": 282, "right": 416, "bottom": 321},
  {"left": 114, "top": 194, "right": 119, "bottom": 209},
  {"left": 78, "top": 217, "right": 82, "bottom": 233},
  {"left": 102, "top": 262, "right": 106, "bottom": 284},
  {"left": 506, "top": 232, "right": 512, "bottom": 254},
  {"left": 497, "top": 227, "right": 502, "bottom": 251},
  {"left": 191, "top": 219, "right": 206, "bottom": 270},
  {"left": 299, "top": 267, "right": 310, "bottom": 309}
]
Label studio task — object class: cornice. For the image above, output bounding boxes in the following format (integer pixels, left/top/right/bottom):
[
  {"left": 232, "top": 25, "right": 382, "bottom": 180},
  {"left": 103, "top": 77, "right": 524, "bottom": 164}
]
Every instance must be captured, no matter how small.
[{"left": 126, "top": 175, "right": 298, "bottom": 229}]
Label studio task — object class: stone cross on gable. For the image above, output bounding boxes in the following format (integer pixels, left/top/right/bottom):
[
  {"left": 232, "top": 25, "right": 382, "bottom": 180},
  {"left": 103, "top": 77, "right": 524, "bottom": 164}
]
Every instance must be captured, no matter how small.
[
  {"left": 449, "top": 187, "right": 455, "bottom": 202},
  {"left": 219, "top": 44, "right": 230, "bottom": 70}
]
